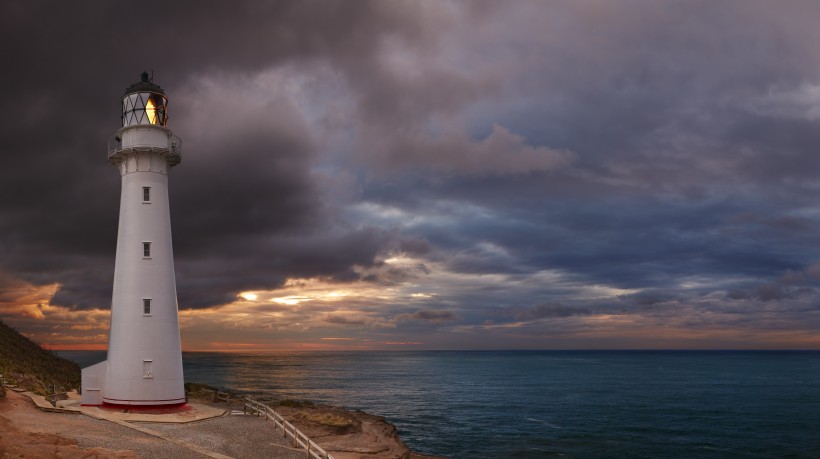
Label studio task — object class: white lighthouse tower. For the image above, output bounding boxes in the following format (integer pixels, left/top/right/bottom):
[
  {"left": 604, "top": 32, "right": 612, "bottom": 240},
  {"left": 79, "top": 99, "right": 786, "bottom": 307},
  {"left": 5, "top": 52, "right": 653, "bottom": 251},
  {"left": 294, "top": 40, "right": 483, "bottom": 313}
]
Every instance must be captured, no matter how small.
[{"left": 81, "top": 73, "right": 185, "bottom": 406}]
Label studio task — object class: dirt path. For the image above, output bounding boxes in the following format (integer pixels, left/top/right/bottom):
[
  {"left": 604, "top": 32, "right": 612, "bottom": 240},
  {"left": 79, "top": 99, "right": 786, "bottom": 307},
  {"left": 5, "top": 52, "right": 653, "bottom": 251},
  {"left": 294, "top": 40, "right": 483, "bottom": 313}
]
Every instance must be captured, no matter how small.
[
  {"left": 0, "top": 390, "right": 218, "bottom": 458},
  {"left": 0, "top": 390, "right": 145, "bottom": 458},
  {"left": 0, "top": 390, "right": 445, "bottom": 459}
]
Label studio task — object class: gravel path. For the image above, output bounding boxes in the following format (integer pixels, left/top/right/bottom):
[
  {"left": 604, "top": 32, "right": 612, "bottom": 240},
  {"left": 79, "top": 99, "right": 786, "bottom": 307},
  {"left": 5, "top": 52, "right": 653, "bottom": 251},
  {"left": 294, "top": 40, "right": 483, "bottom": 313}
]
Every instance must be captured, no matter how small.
[
  {"left": 1, "top": 390, "right": 205, "bottom": 458},
  {"left": 141, "top": 414, "right": 309, "bottom": 459},
  {"left": 2, "top": 391, "right": 311, "bottom": 458},
  {"left": 69, "top": 416, "right": 208, "bottom": 459}
]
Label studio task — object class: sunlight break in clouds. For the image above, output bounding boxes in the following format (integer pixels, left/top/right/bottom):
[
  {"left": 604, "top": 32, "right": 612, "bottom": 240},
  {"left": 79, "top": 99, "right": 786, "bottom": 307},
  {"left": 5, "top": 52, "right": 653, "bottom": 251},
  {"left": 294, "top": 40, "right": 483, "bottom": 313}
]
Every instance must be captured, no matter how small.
[
  {"left": 0, "top": 276, "right": 111, "bottom": 350},
  {"left": 0, "top": 277, "right": 59, "bottom": 320},
  {"left": 7, "top": 2, "right": 820, "bottom": 350}
]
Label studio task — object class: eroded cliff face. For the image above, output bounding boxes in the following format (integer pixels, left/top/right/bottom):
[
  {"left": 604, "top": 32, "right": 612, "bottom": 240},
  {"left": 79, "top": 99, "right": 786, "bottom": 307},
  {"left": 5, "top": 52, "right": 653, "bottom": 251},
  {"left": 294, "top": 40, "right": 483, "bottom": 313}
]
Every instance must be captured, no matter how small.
[{"left": 276, "top": 403, "right": 413, "bottom": 459}]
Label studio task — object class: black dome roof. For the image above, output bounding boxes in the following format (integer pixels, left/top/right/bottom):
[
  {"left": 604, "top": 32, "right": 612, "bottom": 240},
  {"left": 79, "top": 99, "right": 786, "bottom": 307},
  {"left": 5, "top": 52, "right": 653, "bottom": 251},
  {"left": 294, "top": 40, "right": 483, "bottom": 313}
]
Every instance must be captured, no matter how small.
[{"left": 124, "top": 72, "right": 165, "bottom": 96}]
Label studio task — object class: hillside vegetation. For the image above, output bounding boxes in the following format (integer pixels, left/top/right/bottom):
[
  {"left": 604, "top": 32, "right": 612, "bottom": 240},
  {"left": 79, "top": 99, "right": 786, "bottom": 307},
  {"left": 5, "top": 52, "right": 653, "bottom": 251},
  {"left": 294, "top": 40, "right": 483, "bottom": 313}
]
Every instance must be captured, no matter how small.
[{"left": 0, "top": 320, "right": 80, "bottom": 396}]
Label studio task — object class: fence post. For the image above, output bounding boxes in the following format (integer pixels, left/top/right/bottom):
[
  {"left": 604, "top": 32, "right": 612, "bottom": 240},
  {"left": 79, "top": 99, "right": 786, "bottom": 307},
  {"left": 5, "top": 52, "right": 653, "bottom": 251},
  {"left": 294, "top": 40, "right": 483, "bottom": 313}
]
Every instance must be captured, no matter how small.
[{"left": 249, "top": 400, "right": 332, "bottom": 459}]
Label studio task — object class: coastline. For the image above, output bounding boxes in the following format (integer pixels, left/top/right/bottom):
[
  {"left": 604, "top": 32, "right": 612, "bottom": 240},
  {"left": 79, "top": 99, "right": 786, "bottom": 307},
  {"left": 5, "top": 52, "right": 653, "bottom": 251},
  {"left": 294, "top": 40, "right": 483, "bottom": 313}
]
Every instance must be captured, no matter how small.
[{"left": 0, "top": 386, "right": 446, "bottom": 459}]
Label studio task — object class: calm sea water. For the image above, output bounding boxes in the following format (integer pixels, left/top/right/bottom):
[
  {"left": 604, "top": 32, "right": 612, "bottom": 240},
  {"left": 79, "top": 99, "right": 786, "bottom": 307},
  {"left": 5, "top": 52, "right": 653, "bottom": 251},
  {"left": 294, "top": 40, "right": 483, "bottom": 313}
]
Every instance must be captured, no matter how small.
[{"left": 58, "top": 350, "right": 820, "bottom": 458}]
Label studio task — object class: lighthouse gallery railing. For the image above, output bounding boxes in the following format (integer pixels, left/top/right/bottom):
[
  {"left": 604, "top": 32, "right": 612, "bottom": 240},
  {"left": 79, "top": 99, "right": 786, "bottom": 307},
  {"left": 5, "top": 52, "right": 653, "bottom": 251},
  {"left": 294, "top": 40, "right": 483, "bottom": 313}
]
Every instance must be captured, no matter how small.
[{"left": 107, "top": 132, "right": 182, "bottom": 165}]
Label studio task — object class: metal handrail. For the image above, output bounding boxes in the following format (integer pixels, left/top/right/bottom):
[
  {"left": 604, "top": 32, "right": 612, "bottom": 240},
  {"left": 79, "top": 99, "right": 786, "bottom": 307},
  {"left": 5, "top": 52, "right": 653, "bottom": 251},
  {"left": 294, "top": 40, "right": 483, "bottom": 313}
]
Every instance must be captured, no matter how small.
[
  {"left": 243, "top": 397, "right": 336, "bottom": 459},
  {"left": 212, "top": 389, "right": 231, "bottom": 404},
  {"left": 107, "top": 134, "right": 121, "bottom": 159},
  {"left": 170, "top": 134, "right": 182, "bottom": 157}
]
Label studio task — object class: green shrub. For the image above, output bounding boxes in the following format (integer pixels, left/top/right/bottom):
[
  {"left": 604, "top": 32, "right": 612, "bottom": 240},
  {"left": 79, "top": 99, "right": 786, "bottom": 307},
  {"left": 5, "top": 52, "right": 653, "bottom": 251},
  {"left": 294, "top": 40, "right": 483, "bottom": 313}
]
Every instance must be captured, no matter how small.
[
  {"left": 184, "top": 382, "right": 216, "bottom": 393},
  {"left": 302, "top": 412, "right": 353, "bottom": 428},
  {"left": 0, "top": 320, "right": 80, "bottom": 395},
  {"left": 277, "top": 399, "right": 315, "bottom": 408}
]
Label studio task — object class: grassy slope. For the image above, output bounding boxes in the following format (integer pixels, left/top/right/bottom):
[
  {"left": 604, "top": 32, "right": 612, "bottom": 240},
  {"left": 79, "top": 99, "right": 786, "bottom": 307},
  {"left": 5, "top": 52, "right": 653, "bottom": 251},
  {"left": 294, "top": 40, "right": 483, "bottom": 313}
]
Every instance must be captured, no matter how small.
[{"left": 0, "top": 320, "right": 80, "bottom": 395}]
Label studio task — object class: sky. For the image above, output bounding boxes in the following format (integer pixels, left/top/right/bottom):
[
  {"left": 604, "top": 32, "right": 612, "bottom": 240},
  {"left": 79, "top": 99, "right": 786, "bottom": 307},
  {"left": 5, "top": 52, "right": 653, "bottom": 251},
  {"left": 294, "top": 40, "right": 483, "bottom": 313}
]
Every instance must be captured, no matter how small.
[{"left": 2, "top": 0, "right": 820, "bottom": 351}]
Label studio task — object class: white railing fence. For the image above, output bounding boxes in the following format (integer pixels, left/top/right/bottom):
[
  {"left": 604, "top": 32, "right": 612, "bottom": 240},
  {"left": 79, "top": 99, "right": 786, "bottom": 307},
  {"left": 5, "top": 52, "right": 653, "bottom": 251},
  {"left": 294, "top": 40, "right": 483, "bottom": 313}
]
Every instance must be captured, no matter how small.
[
  {"left": 212, "top": 389, "right": 231, "bottom": 404},
  {"left": 243, "top": 397, "right": 335, "bottom": 459}
]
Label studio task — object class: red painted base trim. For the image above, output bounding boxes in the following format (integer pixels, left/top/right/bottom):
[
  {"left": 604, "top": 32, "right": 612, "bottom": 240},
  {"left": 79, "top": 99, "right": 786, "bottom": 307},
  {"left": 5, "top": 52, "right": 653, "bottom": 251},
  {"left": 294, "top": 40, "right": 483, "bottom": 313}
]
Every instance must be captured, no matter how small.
[
  {"left": 100, "top": 402, "right": 191, "bottom": 413},
  {"left": 103, "top": 396, "right": 186, "bottom": 403}
]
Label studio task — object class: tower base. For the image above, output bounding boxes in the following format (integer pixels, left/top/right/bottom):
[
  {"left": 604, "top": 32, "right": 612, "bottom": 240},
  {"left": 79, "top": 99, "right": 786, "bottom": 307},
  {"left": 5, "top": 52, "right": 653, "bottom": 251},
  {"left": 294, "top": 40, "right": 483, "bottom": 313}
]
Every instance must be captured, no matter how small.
[
  {"left": 80, "top": 360, "right": 107, "bottom": 405},
  {"left": 81, "top": 359, "right": 186, "bottom": 406}
]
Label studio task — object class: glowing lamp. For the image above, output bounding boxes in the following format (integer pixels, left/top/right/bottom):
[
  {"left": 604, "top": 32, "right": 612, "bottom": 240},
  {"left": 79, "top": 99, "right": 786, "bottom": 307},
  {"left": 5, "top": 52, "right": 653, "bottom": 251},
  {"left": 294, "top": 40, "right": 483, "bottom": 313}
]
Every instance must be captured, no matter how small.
[{"left": 122, "top": 72, "right": 168, "bottom": 126}]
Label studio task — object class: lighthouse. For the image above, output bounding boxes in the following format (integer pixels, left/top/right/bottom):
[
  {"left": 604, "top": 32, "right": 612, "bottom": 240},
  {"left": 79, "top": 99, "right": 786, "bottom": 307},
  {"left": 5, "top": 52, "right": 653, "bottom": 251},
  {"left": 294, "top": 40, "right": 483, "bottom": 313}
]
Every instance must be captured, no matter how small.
[{"left": 81, "top": 73, "right": 185, "bottom": 406}]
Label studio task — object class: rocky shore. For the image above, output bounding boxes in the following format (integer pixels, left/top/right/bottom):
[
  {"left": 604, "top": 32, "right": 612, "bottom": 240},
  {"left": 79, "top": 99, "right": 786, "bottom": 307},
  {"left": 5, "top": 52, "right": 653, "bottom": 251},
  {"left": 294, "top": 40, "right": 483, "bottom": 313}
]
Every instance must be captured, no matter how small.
[{"left": 273, "top": 402, "right": 442, "bottom": 459}]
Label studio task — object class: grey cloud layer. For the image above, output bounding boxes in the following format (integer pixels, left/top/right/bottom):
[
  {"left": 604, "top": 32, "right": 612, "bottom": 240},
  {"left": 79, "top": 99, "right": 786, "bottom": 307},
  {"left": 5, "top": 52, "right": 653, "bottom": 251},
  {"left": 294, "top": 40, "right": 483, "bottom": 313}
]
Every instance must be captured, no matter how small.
[{"left": 3, "top": 1, "right": 820, "bottom": 346}]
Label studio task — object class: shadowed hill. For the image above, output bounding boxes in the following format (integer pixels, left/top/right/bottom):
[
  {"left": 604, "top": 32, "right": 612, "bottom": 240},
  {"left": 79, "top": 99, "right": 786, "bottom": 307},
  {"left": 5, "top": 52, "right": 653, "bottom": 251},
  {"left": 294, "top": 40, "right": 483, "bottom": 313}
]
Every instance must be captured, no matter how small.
[{"left": 0, "top": 320, "right": 80, "bottom": 396}]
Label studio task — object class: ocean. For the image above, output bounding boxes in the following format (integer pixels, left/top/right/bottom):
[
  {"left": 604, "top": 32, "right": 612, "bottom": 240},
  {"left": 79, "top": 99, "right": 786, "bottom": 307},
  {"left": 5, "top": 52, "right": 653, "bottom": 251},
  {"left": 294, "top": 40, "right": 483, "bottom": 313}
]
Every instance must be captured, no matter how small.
[{"left": 58, "top": 350, "right": 820, "bottom": 458}]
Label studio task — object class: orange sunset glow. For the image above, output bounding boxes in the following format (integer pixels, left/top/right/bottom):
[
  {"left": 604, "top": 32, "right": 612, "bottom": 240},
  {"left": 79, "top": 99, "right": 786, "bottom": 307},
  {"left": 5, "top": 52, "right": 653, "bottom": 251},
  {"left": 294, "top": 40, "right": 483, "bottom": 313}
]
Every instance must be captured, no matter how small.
[
  {"left": 3, "top": 268, "right": 820, "bottom": 352},
  {"left": 4, "top": 2, "right": 820, "bottom": 354}
]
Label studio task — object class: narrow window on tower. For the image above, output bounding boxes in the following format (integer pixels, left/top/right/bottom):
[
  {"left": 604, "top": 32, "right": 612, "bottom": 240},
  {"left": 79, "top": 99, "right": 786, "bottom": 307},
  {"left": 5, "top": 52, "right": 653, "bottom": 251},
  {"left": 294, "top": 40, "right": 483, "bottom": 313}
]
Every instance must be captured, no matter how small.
[
  {"left": 143, "top": 242, "right": 151, "bottom": 258},
  {"left": 143, "top": 186, "right": 151, "bottom": 203},
  {"left": 143, "top": 298, "right": 151, "bottom": 315},
  {"left": 143, "top": 360, "right": 153, "bottom": 379}
]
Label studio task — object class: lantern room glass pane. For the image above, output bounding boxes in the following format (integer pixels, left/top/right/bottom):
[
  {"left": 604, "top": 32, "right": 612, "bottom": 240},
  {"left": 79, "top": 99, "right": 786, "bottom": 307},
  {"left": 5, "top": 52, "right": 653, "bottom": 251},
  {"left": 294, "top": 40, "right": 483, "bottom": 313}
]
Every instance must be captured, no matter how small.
[
  {"left": 122, "top": 92, "right": 168, "bottom": 127},
  {"left": 123, "top": 94, "right": 135, "bottom": 111}
]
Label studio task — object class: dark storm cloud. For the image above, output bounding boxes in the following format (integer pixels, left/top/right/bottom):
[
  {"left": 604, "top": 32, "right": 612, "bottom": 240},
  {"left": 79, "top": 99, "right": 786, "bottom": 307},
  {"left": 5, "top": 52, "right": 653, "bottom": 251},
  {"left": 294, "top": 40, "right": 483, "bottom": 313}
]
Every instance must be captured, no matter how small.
[
  {"left": 176, "top": 226, "right": 397, "bottom": 309},
  {"left": 616, "top": 292, "right": 678, "bottom": 309},
  {"left": 0, "top": 0, "right": 445, "bottom": 310},
  {"left": 406, "top": 184, "right": 809, "bottom": 294},
  {"left": 725, "top": 263, "right": 820, "bottom": 303},
  {"left": 324, "top": 315, "right": 366, "bottom": 326},
  {"left": 6, "top": 0, "right": 820, "bottom": 348},
  {"left": 397, "top": 309, "right": 458, "bottom": 323},
  {"left": 376, "top": 4, "right": 820, "bottom": 269},
  {"left": 515, "top": 303, "right": 591, "bottom": 321},
  {"left": 330, "top": 1, "right": 820, "bottom": 343}
]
